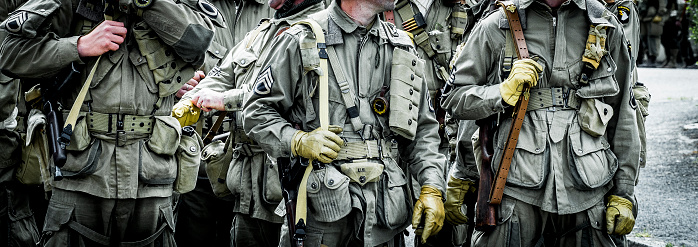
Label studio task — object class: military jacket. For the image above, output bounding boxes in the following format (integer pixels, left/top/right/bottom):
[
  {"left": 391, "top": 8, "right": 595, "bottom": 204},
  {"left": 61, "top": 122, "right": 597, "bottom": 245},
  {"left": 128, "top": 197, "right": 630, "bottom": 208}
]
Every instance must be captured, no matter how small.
[
  {"left": 243, "top": 1, "right": 445, "bottom": 244},
  {"left": 184, "top": 2, "right": 326, "bottom": 223},
  {"left": 442, "top": 0, "right": 640, "bottom": 214},
  {"left": 0, "top": 0, "right": 216, "bottom": 199},
  {"left": 0, "top": 0, "right": 25, "bottom": 122}
]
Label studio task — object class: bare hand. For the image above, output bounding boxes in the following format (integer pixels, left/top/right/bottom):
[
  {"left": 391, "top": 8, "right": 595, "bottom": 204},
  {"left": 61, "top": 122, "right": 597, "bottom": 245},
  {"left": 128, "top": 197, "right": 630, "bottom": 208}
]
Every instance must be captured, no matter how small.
[
  {"left": 77, "top": 20, "right": 127, "bottom": 57},
  {"left": 191, "top": 88, "right": 225, "bottom": 112},
  {"left": 176, "top": 70, "right": 205, "bottom": 98}
]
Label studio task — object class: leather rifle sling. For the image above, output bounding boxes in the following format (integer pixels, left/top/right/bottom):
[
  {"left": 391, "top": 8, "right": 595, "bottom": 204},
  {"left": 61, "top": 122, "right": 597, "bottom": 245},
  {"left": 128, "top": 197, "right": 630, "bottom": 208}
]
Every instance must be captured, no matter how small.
[
  {"left": 488, "top": 0, "right": 531, "bottom": 205},
  {"left": 202, "top": 112, "right": 227, "bottom": 145}
]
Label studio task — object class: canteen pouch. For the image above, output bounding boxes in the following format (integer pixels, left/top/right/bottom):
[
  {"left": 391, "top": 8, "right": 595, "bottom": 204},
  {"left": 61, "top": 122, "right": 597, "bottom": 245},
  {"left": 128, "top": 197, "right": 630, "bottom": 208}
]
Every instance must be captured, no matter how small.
[
  {"left": 141, "top": 116, "right": 180, "bottom": 185},
  {"left": 203, "top": 138, "right": 232, "bottom": 197},
  {"left": 578, "top": 98, "right": 613, "bottom": 137},
  {"left": 17, "top": 110, "right": 50, "bottom": 185},
  {"left": 306, "top": 166, "right": 351, "bottom": 222},
  {"left": 389, "top": 48, "right": 424, "bottom": 140},
  {"left": 174, "top": 128, "right": 202, "bottom": 193},
  {"left": 376, "top": 158, "right": 412, "bottom": 230}
]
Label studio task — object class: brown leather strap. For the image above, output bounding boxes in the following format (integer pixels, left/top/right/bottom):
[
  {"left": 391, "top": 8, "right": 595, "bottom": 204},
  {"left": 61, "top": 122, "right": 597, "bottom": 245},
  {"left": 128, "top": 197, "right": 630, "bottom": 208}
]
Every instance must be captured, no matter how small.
[
  {"left": 489, "top": 0, "right": 531, "bottom": 205},
  {"left": 203, "top": 112, "right": 227, "bottom": 145},
  {"left": 384, "top": 10, "right": 395, "bottom": 24}
]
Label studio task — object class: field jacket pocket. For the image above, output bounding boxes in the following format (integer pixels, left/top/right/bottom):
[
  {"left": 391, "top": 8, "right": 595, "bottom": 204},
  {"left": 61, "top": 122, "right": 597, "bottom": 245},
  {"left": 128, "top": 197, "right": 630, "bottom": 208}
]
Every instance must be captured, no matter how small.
[
  {"left": 567, "top": 124, "right": 618, "bottom": 190},
  {"left": 140, "top": 116, "right": 180, "bottom": 185},
  {"left": 493, "top": 117, "right": 548, "bottom": 189},
  {"left": 377, "top": 158, "right": 412, "bottom": 230}
]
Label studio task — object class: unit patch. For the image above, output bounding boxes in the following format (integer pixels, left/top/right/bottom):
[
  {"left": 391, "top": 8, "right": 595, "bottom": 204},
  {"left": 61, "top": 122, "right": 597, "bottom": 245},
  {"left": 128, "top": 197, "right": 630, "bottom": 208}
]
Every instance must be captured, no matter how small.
[
  {"left": 254, "top": 66, "right": 274, "bottom": 96},
  {"left": 5, "top": 12, "right": 27, "bottom": 34},
  {"left": 198, "top": 0, "right": 219, "bottom": 19},
  {"left": 617, "top": 6, "right": 630, "bottom": 24}
]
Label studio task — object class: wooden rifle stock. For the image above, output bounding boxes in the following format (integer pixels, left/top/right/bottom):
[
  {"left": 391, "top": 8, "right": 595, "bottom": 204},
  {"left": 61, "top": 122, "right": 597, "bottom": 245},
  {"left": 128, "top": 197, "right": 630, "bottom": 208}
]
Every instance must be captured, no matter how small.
[{"left": 475, "top": 120, "right": 496, "bottom": 232}]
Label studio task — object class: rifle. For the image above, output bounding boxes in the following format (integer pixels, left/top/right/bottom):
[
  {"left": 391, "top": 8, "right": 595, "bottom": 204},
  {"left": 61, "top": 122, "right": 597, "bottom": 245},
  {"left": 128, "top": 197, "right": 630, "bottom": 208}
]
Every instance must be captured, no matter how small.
[
  {"left": 277, "top": 156, "right": 310, "bottom": 247},
  {"left": 42, "top": 63, "right": 82, "bottom": 180},
  {"left": 474, "top": 116, "right": 497, "bottom": 232}
]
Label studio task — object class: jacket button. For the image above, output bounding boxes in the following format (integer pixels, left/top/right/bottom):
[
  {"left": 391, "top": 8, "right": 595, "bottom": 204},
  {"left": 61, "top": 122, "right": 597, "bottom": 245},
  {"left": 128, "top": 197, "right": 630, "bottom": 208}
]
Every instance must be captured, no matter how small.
[
  {"left": 328, "top": 179, "right": 334, "bottom": 186},
  {"left": 411, "top": 74, "right": 414, "bottom": 80},
  {"left": 189, "top": 146, "right": 196, "bottom": 152},
  {"left": 241, "top": 59, "right": 246, "bottom": 64},
  {"left": 216, "top": 50, "right": 220, "bottom": 55},
  {"left": 607, "top": 67, "right": 612, "bottom": 72},
  {"left": 603, "top": 108, "right": 608, "bottom": 115},
  {"left": 409, "top": 89, "right": 414, "bottom": 95},
  {"left": 412, "top": 60, "right": 416, "bottom": 66},
  {"left": 311, "top": 183, "right": 318, "bottom": 189},
  {"left": 359, "top": 176, "right": 366, "bottom": 183},
  {"left": 408, "top": 119, "right": 412, "bottom": 125},
  {"left": 409, "top": 104, "right": 413, "bottom": 110},
  {"left": 171, "top": 62, "right": 176, "bottom": 69}
]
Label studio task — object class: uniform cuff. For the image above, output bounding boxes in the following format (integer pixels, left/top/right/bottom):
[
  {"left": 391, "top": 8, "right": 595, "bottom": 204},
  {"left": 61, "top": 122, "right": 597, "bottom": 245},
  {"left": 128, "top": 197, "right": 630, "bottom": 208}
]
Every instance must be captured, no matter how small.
[{"left": 223, "top": 90, "right": 245, "bottom": 111}]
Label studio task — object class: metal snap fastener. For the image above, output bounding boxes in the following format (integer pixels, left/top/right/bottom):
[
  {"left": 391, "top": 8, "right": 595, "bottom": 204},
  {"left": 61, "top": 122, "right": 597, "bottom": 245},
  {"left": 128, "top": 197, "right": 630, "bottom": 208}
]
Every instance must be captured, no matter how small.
[
  {"left": 535, "top": 148, "right": 540, "bottom": 152},
  {"left": 241, "top": 59, "right": 246, "bottom": 64},
  {"left": 409, "top": 104, "right": 413, "bottom": 110},
  {"left": 578, "top": 148, "right": 583, "bottom": 153},
  {"left": 328, "top": 179, "right": 334, "bottom": 185},
  {"left": 359, "top": 176, "right": 366, "bottom": 183},
  {"left": 604, "top": 108, "right": 608, "bottom": 115},
  {"left": 408, "top": 119, "right": 412, "bottom": 125},
  {"left": 412, "top": 60, "right": 416, "bottom": 66},
  {"left": 411, "top": 74, "right": 414, "bottom": 80},
  {"left": 409, "top": 89, "right": 414, "bottom": 95},
  {"left": 607, "top": 67, "right": 612, "bottom": 72},
  {"left": 189, "top": 146, "right": 197, "bottom": 152},
  {"left": 215, "top": 50, "right": 220, "bottom": 55},
  {"left": 311, "top": 183, "right": 318, "bottom": 189}
]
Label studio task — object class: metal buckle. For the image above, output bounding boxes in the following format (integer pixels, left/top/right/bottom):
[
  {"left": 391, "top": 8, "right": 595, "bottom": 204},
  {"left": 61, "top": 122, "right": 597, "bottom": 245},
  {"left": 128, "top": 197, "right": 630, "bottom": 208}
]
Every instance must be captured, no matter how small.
[{"left": 358, "top": 124, "right": 374, "bottom": 141}]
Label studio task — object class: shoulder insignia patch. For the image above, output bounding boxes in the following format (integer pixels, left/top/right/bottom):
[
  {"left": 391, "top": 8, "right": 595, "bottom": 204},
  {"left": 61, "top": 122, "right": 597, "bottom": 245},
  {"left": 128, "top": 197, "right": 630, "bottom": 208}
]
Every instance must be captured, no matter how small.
[
  {"left": 617, "top": 6, "right": 630, "bottom": 24},
  {"left": 198, "top": 0, "right": 218, "bottom": 19},
  {"left": 5, "top": 12, "right": 28, "bottom": 34},
  {"left": 254, "top": 66, "right": 274, "bottom": 96}
]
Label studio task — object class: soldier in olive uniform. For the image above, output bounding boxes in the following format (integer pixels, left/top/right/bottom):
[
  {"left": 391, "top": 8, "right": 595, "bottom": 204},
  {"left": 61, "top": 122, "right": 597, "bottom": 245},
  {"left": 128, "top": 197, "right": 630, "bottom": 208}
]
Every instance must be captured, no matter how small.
[
  {"left": 441, "top": 0, "right": 641, "bottom": 245},
  {"left": 637, "top": 0, "right": 667, "bottom": 65},
  {"left": 242, "top": 0, "right": 447, "bottom": 245},
  {"left": 0, "top": 0, "right": 41, "bottom": 246},
  {"left": 172, "top": 0, "right": 274, "bottom": 246},
  {"left": 380, "top": 0, "right": 473, "bottom": 245},
  {"left": 0, "top": 0, "right": 217, "bottom": 245}
]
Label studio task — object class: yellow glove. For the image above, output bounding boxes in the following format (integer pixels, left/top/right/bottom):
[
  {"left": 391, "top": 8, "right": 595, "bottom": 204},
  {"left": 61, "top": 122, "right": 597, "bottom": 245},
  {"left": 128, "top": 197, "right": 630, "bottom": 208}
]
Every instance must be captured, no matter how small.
[
  {"left": 444, "top": 176, "right": 476, "bottom": 225},
  {"left": 412, "top": 185, "right": 445, "bottom": 244},
  {"left": 651, "top": 15, "right": 662, "bottom": 23},
  {"left": 606, "top": 195, "right": 635, "bottom": 235},
  {"left": 291, "top": 125, "right": 344, "bottom": 164},
  {"left": 499, "top": 58, "right": 543, "bottom": 106},
  {"left": 171, "top": 100, "right": 200, "bottom": 127}
]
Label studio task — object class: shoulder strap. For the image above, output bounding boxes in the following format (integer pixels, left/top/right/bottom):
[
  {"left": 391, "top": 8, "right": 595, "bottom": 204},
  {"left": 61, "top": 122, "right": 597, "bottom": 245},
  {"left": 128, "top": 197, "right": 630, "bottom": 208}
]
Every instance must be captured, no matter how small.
[
  {"left": 394, "top": 0, "right": 436, "bottom": 58},
  {"left": 246, "top": 19, "right": 272, "bottom": 49}
]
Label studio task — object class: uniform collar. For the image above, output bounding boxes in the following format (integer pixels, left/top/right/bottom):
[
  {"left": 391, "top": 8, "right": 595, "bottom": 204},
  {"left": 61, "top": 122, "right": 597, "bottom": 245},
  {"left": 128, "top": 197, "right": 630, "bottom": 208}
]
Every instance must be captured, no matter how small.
[{"left": 518, "top": 0, "right": 586, "bottom": 11}]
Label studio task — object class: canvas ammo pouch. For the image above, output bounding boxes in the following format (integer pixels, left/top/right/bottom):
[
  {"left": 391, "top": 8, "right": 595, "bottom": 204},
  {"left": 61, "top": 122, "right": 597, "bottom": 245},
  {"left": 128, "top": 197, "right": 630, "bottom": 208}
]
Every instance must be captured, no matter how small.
[
  {"left": 17, "top": 109, "right": 50, "bottom": 185},
  {"left": 376, "top": 157, "right": 411, "bottom": 230},
  {"left": 174, "top": 126, "right": 202, "bottom": 193},
  {"left": 388, "top": 48, "right": 425, "bottom": 140},
  {"left": 577, "top": 98, "right": 613, "bottom": 137},
  {"left": 306, "top": 165, "right": 351, "bottom": 222},
  {"left": 62, "top": 112, "right": 100, "bottom": 177},
  {"left": 202, "top": 136, "right": 232, "bottom": 197},
  {"left": 339, "top": 160, "right": 384, "bottom": 186},
  {"left": 140, "top": 116, "right": 180, "bottom": 185}
]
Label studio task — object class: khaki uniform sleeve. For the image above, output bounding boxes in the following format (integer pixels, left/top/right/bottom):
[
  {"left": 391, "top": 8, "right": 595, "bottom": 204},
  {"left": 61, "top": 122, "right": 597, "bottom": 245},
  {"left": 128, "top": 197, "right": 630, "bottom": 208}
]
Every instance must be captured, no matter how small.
[
  {"left": 604, "top": 25, "right": 641, "bottom": 203},
  {"left": 0, "top": 33, "right": 82, "bottom": 79},
  {"left": 403, "top": 70, "right": 447, "bottom": 193},
  {"left": 440, "top": 14, "right": 509, "bottom": 121},
  {"left": 242, "top": 32, "right": 303, "bottom": 159},
  {"left": 141, "top": 0, "right": 216, "bottom": 67}
]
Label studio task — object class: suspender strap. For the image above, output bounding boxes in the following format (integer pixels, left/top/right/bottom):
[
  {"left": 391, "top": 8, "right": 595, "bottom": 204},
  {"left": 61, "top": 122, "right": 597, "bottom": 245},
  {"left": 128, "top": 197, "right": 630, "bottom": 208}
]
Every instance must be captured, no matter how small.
[
  {"left": 203, "top": 112, "right": 227, "bottom": 145},
  {"left": 326, "top": 46, "right": 364, "bottom": 132},
  {"left": 489, "top": 0, "right": 531, "bottom": 205},
  {"left": 502, "top": 30, "right": 516, "bottom": 78},
  {"left": 395, "top": 0, "right": 436, "bottom": 58},
  {"left": 246, "top": 20, "right": 271, "bottom": 49}
]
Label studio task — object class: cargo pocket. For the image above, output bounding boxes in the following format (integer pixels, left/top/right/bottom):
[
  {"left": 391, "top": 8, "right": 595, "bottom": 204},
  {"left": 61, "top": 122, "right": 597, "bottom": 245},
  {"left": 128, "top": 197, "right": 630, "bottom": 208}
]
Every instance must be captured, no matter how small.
[
  {"left": 7, "top": 186, "right": 39, "bottom": 245},
  {"left": 157, "top": 202, "right": 177, "bottom": 246},
  {"left": 262, "top": 155, "right": 283, "bottom": 204},
  {"left": 377, "top": 159, "right": 412, "bottom": 230},
  {"left": 203, "top": 139, "right": 232, "bottom": 197},
  {"left": 306, "top": 166, "right": 351, "bottom": 223},
  {"left": 173, "top": 129, "right": 203, "bottom": 194},
  {"left": 586, "top": 199, "right": 606, "bottom": 231},
  {"left": 495, "top": 196, "right": 516, "bottom": 226},
  {"left": 576, "top": 56, "right": 620, "bottom": 98},
  {"left": 141, "top": 117, "right": 180, "bottom": 185},
  {"left": 428, "top": 27, "right": 452, "bottom": 69},
  {"left": 492, "top": 118, "right": 547, "bottom": 189},
  {"left": 63, "top": 116, "right": 101, "bottom": 178},
  {"left": 633, "top": 83, "right": 650, "bottom": 120},
  {"left": 43, "top": 200, "right": 74, "bottom": 241},
  {"left": 567, "top": 124, "right": 618, "bottom": 190}
]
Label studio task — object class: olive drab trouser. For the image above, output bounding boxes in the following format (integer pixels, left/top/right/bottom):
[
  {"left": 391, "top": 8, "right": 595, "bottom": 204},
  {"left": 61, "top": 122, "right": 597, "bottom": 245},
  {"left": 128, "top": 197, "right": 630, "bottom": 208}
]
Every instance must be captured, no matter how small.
[
  {"left": 41, "top": 189, "right": 176, "bottom": 247},
  {"left": 471, "top": 196, "right": 616, "bottom": 247}
]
